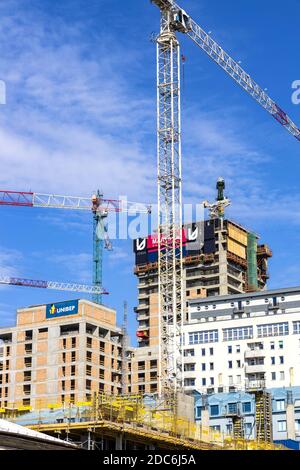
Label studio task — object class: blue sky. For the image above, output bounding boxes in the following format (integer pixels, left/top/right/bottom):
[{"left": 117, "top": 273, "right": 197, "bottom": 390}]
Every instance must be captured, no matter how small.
[{"left": 0, "top": 0, "right": 299, "bottom": 345}]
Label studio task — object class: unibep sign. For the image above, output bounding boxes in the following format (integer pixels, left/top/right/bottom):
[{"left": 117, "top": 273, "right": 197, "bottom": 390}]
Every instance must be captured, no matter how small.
[{"left": 46, "top": 300, "right": 79, "bottom": 319}]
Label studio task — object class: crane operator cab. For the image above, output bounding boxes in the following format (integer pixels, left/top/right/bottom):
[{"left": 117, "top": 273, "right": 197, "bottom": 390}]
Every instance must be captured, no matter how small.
[{"left": 172, "top": 9, "right": 191, "bottom": 33}]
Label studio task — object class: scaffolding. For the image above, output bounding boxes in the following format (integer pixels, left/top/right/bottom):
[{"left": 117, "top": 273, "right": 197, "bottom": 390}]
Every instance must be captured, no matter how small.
[{"left": 2, "top": 393, "right": 284, "bottom": 451}]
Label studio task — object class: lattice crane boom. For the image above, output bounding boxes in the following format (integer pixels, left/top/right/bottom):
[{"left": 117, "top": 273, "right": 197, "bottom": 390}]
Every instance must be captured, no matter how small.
[
  {"left": 152, "top": 0, "right": 300, "bottom": 141},
  {"left": 0, "top": 275, "right": 108, "bottom": 294}
]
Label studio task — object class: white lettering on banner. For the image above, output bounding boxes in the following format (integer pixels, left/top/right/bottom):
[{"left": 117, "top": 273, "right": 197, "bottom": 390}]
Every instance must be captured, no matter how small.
[{"left": 56, "top": 305, "right": 76, "bottom": 314}]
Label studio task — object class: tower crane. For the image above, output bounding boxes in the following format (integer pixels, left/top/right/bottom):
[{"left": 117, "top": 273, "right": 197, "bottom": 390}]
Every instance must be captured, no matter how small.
[
  {"left": 151, "top": 0, "right": 299, "bottom": 398},
  {"left": 0, "top": 275, "right": 108, "bottom": 295},
  {"left": 0, "top": 189, "right": 151, "bottom": 302}
]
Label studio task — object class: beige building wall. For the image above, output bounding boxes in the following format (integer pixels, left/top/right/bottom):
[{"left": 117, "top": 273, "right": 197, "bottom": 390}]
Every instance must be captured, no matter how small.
[{"left": 0, "top": 299, "right": 123, "bottom": 411}]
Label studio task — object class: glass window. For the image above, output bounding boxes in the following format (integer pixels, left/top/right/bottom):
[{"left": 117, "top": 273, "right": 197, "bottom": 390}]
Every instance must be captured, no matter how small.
[
  {"left": 210, "top": 363, "right": 214, "bottom": 370},
  {"left": 196, "top": 406, "right": 201, "bottom": 419},
  {"left": 236, "top": 345, "right": 241, "bottom": 353},
  {"left": 210, "top": 405, "right": 219, "bottom": 417},
  {"left": 279, "top": 341, "right": 284, "bottom": 349},
  {"left": 280, "top": 371, "right": 285, "bottom": 381},
  {"left": 228, "top": 345, "right": 232, "bottom": 354},
  {"left": 257, "top": 322, "right": 289, "bottom": 338},
  {"left": 242, "top": 402, "right": 251, "bottom": 413},
  {"left": 210, "top": 377, "right": 214, "bottom": 385},
  {"left": 280, "top": 356, "right": 284, "bottom": 364},
  {"left": 271, "top": 357, "right": 275, "bottom": 365},
  {"left": 271, "top": 372, "right": 276, "bottom": 381},
  {"left": 202, "top": 378, "right": 206, "bottom": 386},
  {"left": 188, "top": 330, "right": 219, "bottom": 345},
  {"left": 295, "top": 420, "right": 300, "bottom": 431},
  {"left": 202, "top": 363, "right": 206, "bottom": 371},
  {"left": 228, "top": 403, "right": 237, "bottom": 414},
  {"left": 210, "top": 348, "right": 214, "bottom": 355},
  {"left": 244, "top": 422, "right": 252, "bottom": 437},
  {"left": 202, "top": 349, "right": 206, "bottom": 356},
  {"left": 226, "top": 424, "right": 233, "bottom": 435},
  {"left": 278, "top": 421, "right": 287, "bottom": 432},
  {"left": 270, "top": 342, "right": 275, "bottom": 350},
  {"left": 293, "top": 321, "right": 300, "bottom": 335},
  {"left": 223, "top": 326, "right": 253, "bottom": 342},
  {"left": 228, "top": 361, "right": 233, "bottom": 369}
]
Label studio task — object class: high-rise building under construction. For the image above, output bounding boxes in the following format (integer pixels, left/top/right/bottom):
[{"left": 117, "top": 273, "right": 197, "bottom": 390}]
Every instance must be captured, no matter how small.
[{"left": 128, "top": 181, "right": 272, "bottom": 394}]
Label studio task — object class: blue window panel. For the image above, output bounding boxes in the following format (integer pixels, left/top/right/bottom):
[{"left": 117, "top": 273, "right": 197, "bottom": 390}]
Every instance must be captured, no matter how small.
[{"left": 210, "top": 405, "right": 219, "bottom": 417}]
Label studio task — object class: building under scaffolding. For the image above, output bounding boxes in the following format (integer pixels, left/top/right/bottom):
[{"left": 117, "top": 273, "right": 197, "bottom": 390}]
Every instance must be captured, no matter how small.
[{"left": 4, "top": 393, "right": 284, "bottom": 450}]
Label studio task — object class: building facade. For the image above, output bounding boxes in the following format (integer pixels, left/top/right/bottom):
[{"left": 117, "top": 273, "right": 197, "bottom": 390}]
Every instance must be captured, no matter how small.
[
  {"left": 194, "top": 387, "right": 300, "bottom": 447},
  {"left": 183, "top": 287, "right": 300, "bottom": 394},
  {"left": 0, "top": 299, "right": 123, "bottom": 411}
]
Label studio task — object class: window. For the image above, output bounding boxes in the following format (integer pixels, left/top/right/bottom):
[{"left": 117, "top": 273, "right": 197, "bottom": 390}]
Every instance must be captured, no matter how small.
[
  {"left": 257, "top": 322, "right": 289, "bottom": 338},
  {"left": 86, "top": 351, "right": 92, "bottom": 362},
  {"left": 228, "top": 346, "right": 232, "bottom": 354},
  {"left": 271, "top": 357, "right": 275, "bottom": 365},
  {"left": 236, "top": 345, "right": 241, "bottom": 353},
  {"left": 72, "top": 337, "right": 76, "bottom": 348},
  {"left": 295, "top": 420, "right": 300, "bottom": 432},
  {"left": 187, "top": 290, "right": 190, "bottom": 297},
  {"left": 223, "top": 326, "right": 253, "bottom": 342},
  {"left": 202, "top": 378, "right": 206, "bottom": 386},
  {"left": 210, "top": 425, "right": 221, "bottom": 432},
  {"left": 202, "top": 363, "right": 206, "bottom": 371},
  {"left": 201, "top": 349, "right": 206, "bottom": 357},
  {"left": 228, "top": 376, "right": 233, "bottom": 385},
  {"left": 279, "top": 341, "right": 284, "bottom": 349},
  {"left": 228, "top": 361, "right": 233, "bottom": 369},
  {"left": 210, "top": 363, "right": 214, "bottom": 370},
  {"left": 280, "top": 371, "right": 285, "bottom": 381},
  {"left": 209, "top": 348, "right": 214, "bottom": 355},
  {"left": 184, "top": 378, "right": 195, "bottom": 387},
  {"left": 271, "top": 372, "right": 276, "bottom": 381},
  {"left": 236, "top": 375, "right": 241, "bottom": 384},
  {"left": 184, "top": 363, "right": 195, "bottom": 372},
  {"left": 210, "top": 405, "right": 219, "bottom": 416},
  {"left": 210, "top": 377, "right": 214, "bottom": 386},
  {"left": 276, "top": 400, "right": 285, "bottom": 411},
  {"left": 226, "top": 424, "right": 233, "bottom": 435},
  {"left": 244, "top": 422, "right": 252, "bottom": 437},
  {"left": 188, "top": 330, "right": 219, "bottom": 345},
  {"left": 71, "top": 351, "right": 76, "bottom": 362},
  {"left": 184, "top": 349, "right": 195, "bottom": 357},
  {"left": 242, "top": 402, "right": 251, "bottom": 413},
  {"left": 293, "top": 321, "right": 300, "bottom": 335},
  {"left": 278, "top": 421, "right": 287, "bottom": 432},
  {"left": 270, "top": 342, "right": 275, "bottom": 350},
  {"left": 228, "top": 403, "right": 237, "bottom": 414},
  {"left": 237, "top": 360, "right": 241, "bottom": 368},
  {"left": 279, "top": 356, "right": 284, "bottom": 364},
  {"left": 196, "top": 406, "right": 201, "bottom": 419}
]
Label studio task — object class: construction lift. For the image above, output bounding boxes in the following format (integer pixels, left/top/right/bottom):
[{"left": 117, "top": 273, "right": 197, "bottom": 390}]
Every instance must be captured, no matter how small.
[{"left": 151, "top": 0, "right": 299, "bottom": 412}]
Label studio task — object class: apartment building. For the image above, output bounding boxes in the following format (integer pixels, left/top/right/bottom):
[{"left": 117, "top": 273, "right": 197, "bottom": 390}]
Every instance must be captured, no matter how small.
[
  {"left": 0, "top": 299, "right": 123, "bottom": 410},
  {"left": 183, "top": 286, "right": 300, "bottom": 394},
  {"left": 134, "top": 219, "right": 271, "bottom": 349},
  {"left": 130, "top": 217, "right": 271, "bottom": 394}
]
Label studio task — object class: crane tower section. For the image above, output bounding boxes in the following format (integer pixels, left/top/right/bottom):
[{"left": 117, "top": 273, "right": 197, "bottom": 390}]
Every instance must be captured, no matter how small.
[{"left": 156, "top": 2, "right": 188, "bottom": 396}]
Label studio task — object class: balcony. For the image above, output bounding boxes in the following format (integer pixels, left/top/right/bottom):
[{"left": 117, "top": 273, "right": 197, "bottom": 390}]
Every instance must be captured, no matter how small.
[
  {"left": 245, "top": 379, "right": 266, "bottom": 391},
  {"left": 244, "top": 349, "right": 265, "bottom": 360},
  {"left": 245, "top": 364, "right": 266, "bottom": 374}
]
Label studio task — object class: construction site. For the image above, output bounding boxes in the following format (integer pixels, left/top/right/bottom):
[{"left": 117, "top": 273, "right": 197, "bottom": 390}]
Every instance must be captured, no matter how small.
[{"left": 0, "top": 0, "right": 300, "bottom": 453}]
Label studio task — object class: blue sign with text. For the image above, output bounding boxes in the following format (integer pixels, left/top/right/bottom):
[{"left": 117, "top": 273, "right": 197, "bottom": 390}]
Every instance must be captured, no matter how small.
[{"left": 46, "top": 300, "right": 79, "bottom": 319}]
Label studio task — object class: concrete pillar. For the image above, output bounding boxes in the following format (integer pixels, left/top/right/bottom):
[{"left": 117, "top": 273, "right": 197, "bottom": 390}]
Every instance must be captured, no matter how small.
[{"left": 201, "top": 408, "right": 210, "bottom": 443}]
